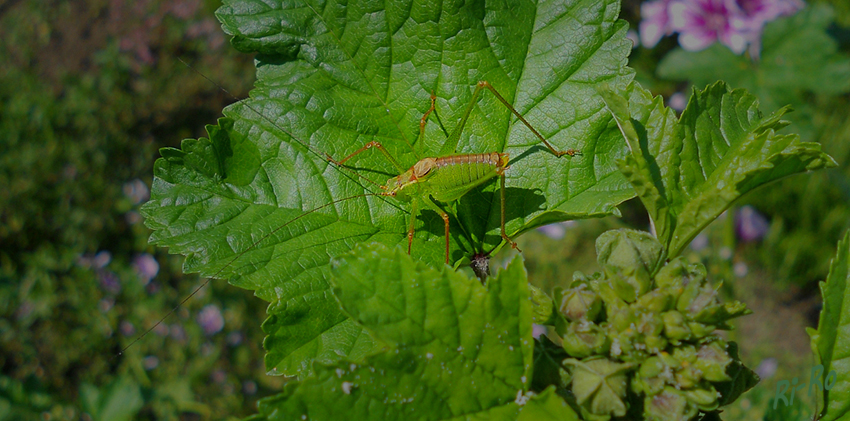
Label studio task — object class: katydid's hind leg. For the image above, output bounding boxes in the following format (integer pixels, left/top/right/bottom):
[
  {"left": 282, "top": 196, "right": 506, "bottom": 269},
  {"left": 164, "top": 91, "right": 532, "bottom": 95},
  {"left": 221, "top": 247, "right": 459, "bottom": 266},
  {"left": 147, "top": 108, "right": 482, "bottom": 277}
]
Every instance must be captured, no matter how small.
[
  {"left": 499, "top": 172, "right": 521, "bottom": 252},
  {"left": 476, "top": 81, "right": 580, "bottom": 158},
  {"left": 441, "top": 211, "right": 450, "bottom": 264}
]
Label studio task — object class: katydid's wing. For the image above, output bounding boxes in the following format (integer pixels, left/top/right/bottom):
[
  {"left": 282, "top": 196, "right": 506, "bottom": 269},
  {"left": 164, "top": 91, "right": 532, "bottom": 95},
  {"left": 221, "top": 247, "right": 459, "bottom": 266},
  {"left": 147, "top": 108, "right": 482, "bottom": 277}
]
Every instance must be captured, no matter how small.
[{"left": 143, "top": 0, "right": 635, "bottom": 377}]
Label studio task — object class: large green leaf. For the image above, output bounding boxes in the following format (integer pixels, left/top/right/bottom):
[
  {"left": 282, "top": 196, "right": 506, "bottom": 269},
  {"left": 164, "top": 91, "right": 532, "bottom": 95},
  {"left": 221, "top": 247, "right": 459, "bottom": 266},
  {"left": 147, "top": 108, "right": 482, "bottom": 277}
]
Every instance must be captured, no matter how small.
[
  {"left": 246, "top": 243, "right": 577, "bottom": 420},
  {"left": 808, "top": 231, "right": 850, "bottom": 421},
  {"left": 602, "top": 82, "right": 836, "bottom": 259},
  {"left": 142, "top": 0, "right": 635, "bottom": 376}
]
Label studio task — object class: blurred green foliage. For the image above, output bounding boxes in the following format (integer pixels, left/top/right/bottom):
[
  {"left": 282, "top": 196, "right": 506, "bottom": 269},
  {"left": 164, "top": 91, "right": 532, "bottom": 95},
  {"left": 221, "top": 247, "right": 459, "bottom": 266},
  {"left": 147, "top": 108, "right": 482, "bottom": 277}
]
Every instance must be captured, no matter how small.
[
  {"left": 632, "top": 1, "right": 850, "bottom": 288},
  {"left": 0, "top": 0, "right": 283, "bottom": 419},
  {"left": 523, "top": 1, "right": 850, "bottom": 419}
]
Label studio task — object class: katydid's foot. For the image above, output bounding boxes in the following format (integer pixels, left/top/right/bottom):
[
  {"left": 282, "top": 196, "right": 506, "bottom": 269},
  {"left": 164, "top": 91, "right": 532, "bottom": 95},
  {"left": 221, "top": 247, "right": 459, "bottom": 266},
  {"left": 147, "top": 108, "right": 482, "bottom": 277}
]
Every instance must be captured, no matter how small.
[
  {"left": 503, "top": 235, "right": 521, "bottom": 252},
  {"left": 555, "top": 148, "right": 580, "bottom": 157},
  {"left": 441, "top": 212, "right": 450, "bottom": 264},
  {"left": 325, "top": 153, "right": 342, "bottom": 165}
]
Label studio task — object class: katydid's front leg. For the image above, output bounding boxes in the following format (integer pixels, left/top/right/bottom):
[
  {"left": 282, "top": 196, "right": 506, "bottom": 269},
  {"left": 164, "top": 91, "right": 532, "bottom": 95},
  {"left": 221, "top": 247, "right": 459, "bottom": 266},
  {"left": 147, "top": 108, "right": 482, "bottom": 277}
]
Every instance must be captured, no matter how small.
[
  {"left": 420, "top": 197, "right": 451, "bottom": 264},
  {"left": 406, "top": 199, "right": 419, "bottom": 255},
  {"left": 418, "top": 93, "right": 448, "bottom": 157},
  {"left": 403, "top": 196, "right": 450, "bottom": 264},
  {"left": 499, "top": 170, "right": 520, "bottom": 252},
  {"left": 333, "top": 92, "right": 444, "bottom": 169},
  {"left": 327, "top": 141, "right": 405, "bottom": 174}
]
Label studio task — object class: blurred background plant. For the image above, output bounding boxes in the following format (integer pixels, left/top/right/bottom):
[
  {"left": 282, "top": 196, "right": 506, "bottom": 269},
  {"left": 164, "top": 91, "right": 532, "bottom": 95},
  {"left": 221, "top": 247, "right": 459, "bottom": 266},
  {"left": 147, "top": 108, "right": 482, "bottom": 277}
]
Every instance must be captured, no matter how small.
[
  {"left": 0, "top": 0, "right": 280, "bottom": 419},
  {"left": 627, "top": 0, "right": 850, "bottom": 289},
  {"left": 524, "top": 0, "right": 850, "bottom": 418},
  {"left": 0, "top": 0, "right": 846, "bottom": 419}
]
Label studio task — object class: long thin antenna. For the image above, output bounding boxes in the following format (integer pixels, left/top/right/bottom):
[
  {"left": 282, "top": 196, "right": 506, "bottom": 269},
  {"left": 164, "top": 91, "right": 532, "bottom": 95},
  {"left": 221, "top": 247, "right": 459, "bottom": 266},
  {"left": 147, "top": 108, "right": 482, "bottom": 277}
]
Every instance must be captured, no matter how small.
[
  {"left": 118, "top": 193, "right": 379, "bottom": 356},
  {"left": 178, "top": 58, "right": 384, "bottom": 188},
  {"left": 121, "top": 57, "right": 403, "bottom": 359}
]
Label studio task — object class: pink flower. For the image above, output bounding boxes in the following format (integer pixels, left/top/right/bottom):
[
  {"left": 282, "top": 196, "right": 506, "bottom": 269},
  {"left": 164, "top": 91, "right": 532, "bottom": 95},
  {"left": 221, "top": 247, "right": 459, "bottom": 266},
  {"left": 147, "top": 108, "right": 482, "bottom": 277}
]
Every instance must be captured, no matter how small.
[
  {"left": 120, "top": 321, "right": 135, "bottom": 336},
  {"left": 98, "top": 270, "right": 121, "bottom": 295},
  {"left": 640, "top": 0, "right": 803, "bottom": 55},
  {"left": 670, "top": 0, "right": 749, "bottom": 53},
  {"left": 197, "top": 304, "right": 224, "bottom": 335},
  {"left": 735, "top": 205, "right": 769, "bottom": 242},
  {"left": 731, "top": 0, "right": 802, "bottom": 56},
  {"left": 123, "top": 179, "right": 150, "bottom": 205},
  {"left": 132, "top": 253, "right": 160, "bottom": 284},
  {"left": 734, "top": 0, "right": 801, "bottom": 24},
  {"left": 640, "top": 0, "right": 675, "bottom": 48}
]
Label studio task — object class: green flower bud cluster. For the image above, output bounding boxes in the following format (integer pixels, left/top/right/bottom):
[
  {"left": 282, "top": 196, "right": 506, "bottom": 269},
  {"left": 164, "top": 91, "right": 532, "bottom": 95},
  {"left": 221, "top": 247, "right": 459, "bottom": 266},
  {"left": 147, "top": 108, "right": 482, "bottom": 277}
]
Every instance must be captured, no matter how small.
[{"left": 554, "top": 230, "right": 754, "bottom": 420}]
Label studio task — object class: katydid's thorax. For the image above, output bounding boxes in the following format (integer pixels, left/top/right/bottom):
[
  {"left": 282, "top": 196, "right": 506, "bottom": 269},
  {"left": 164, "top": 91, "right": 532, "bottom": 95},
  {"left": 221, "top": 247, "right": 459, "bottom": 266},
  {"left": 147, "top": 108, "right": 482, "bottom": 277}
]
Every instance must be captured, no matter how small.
[{"left": 383, "top": 152, "right": 509, "bottom": 203}]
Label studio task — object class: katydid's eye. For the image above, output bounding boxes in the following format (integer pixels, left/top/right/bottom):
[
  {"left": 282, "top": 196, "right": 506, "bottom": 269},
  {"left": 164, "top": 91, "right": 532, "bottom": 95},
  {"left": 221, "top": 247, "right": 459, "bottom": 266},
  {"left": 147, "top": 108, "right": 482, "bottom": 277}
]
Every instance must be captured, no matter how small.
[{"left": 413, "top": 159, "right": 434, "bottom": 178}]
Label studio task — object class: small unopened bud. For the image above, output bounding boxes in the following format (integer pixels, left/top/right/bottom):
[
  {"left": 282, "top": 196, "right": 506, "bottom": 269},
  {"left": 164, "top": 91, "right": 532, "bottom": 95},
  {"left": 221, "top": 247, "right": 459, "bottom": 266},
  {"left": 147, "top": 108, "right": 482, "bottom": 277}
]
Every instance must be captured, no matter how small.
[
  {"left": 562, "top": 321, "right": 608, "bottom": 358},
  {"left": 644, "top": 387, "right": 697, "bottom": 421},
  {"left": 558, "top": 285, "right": 602, "bottom": 321},
  {"left": 636, "top": 289, "right": 673, "bottom": 314},
  {"left": 685, "top": 386, "right": 720, "bottom": 410},
  {"left": 662, "top": 310, "right": 692, "bottom": 342},
  {"left": 694, "top": 341, "right": 733, "bottom": 382}
]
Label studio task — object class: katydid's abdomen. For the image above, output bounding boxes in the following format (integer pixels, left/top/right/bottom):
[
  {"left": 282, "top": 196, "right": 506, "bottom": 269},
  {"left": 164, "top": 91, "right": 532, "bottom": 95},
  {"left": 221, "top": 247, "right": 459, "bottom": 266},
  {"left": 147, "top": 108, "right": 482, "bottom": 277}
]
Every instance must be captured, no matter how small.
[{"left": 424, "top": 153, "right": 508, "bottom": 203}]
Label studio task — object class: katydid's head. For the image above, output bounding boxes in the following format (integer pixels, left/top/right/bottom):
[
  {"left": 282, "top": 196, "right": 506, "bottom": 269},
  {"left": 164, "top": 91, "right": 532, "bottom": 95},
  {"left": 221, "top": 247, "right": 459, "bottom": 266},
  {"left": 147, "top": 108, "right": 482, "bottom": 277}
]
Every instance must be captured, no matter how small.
[{"left": 381, "top": 158, "right": 436, "bottom": 202}]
